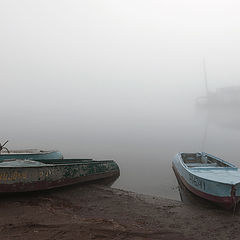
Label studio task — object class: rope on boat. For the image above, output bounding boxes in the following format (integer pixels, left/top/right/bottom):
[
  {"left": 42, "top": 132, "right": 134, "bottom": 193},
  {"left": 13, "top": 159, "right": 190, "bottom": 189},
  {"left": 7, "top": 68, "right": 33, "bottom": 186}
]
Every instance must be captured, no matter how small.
[{"left": 0, "top": 140, "right": 9, "bottom": 154}]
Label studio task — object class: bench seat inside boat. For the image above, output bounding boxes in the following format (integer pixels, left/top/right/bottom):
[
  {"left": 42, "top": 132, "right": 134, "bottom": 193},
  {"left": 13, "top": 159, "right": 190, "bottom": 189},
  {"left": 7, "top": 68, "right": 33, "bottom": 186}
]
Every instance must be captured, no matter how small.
[{"left": 186, "top": 163, "right": 218, "bottom": 167}]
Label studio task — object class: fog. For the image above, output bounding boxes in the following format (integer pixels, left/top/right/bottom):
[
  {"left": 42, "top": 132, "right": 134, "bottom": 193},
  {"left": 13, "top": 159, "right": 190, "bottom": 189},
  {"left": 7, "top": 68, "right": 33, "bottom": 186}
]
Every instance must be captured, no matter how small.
[{"left": 1, "top": 0, "right": 240, "bottom": 199}]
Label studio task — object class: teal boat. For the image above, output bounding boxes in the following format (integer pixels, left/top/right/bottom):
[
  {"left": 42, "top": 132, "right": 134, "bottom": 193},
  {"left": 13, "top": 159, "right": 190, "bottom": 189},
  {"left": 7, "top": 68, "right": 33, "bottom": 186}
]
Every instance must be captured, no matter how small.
[
  {"left": 173, "top": 152, "right": 240, "bottom": 209},
  {"left": 0, "top": 141, "right": 63, "bottom": 161},
  {"left": 0, "top": 158, "right": 120, "bottom": 192}
]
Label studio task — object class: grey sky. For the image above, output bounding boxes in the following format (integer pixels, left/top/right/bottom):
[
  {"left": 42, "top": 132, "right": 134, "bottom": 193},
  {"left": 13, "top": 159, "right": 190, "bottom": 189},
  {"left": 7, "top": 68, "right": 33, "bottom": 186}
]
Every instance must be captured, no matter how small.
[
  {"left": 0, "top": 0, "right": 239, "bottom": 147},
  {"left": 1, "top": 1, "right": 240, "bottom": 98}
]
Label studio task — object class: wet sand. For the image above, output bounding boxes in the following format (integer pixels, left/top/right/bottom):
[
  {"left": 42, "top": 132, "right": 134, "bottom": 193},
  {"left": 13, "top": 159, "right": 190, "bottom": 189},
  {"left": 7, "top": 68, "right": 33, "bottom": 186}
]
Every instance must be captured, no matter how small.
[{"left": 0, "top": 182, "right": 239, "bottom": 240}]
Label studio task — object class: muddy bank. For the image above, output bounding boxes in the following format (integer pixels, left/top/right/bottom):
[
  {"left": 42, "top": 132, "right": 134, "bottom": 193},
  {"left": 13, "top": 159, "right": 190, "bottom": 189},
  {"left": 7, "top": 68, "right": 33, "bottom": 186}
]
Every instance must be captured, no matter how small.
[{"left": 0, "top": 181, "right": 239, "bottom": 240}]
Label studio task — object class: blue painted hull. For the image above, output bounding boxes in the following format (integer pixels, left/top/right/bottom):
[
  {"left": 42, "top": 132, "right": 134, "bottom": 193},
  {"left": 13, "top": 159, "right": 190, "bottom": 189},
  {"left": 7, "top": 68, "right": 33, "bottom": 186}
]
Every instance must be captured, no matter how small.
[
  {"left": 0, "top": 150, "right": 63, "bottom": 161},
  {"left": 173, "top": 153, "right": 240, "bottom": 209}
]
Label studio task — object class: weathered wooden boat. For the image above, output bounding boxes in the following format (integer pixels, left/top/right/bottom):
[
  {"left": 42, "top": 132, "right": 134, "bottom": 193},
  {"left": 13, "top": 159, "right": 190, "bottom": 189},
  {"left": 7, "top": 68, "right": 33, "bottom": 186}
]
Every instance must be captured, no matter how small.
[
  {"left": 172, "top": 152, "right": 240, "bottom": 209},
  {"left": 0, "top": 141, "right": 63, "bottom": 161},
  {"left": 0, "top": 158, "right": 119, "bottom": 192}
]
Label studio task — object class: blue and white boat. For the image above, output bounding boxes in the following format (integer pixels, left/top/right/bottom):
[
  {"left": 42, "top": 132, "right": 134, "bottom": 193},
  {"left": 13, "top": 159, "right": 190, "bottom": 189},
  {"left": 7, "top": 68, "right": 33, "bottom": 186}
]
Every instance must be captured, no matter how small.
[{"left": 172, "top": 152, "right": 240, "bottom": 209}]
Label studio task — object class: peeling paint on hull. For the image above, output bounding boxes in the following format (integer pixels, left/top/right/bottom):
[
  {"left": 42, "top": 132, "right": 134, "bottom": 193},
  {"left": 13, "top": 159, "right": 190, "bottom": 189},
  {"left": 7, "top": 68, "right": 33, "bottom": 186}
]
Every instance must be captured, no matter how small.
[{"left": 0, "top": 160, "right": 120, "bottom": 192}]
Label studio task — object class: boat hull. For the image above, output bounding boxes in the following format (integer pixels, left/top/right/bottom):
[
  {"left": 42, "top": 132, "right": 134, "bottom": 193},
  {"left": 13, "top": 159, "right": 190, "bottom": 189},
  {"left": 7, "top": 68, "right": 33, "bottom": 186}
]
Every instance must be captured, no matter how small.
[
  {"left": 172, "top": 154, "right": 239, "bottom": 209},
  {"left": 172, "top": 165, "right": 237, "bottom": 209},
  {"left": 0, "top": 160, "right": 119, "bottom": 192}
]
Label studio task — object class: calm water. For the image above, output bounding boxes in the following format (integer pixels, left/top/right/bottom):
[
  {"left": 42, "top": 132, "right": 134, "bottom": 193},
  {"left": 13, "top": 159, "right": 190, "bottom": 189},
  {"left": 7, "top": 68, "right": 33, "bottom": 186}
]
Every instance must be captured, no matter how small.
[
  {"left": 2, "top": 92, "right": 240, "bottom": 201},
  {"left": 111, "top": 100, "right": 240, "bottom": 200}
]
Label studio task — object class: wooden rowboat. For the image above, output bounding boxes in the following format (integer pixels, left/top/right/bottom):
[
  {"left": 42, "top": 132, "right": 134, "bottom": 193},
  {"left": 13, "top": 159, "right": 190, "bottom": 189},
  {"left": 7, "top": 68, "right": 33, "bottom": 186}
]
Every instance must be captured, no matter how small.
[
  {"left": 172, "top": 152, "right": 240, "bottom": 209},
  {"left": 0, "top": 158, "right": 119, "bottom": 192}
]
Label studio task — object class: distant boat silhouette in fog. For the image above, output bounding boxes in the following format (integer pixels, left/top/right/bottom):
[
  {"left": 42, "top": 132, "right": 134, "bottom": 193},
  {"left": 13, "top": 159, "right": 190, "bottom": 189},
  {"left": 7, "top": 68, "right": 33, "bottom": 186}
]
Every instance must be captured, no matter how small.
[
  {"left": 196, "top": 60, "right": 240, "bottom": 108},
  {"left": 196, "top": 89, "right": 240, "bottom": 131},
  {"left": 196, "top": 86, "right": 240, "bottom": 108},
  {"left": 195, "top": 61, "right": 240, "bottom": 130}
]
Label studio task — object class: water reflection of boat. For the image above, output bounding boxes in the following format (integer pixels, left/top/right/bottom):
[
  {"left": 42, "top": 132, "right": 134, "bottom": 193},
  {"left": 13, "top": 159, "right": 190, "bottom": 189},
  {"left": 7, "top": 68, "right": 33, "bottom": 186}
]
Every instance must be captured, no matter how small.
[
  {"left": 172, "top": 152, "right": 240, "bottom": 210},
  {"left": 195, "top": 86, "right": 240, "bottom": 130},
  {"left": 195, "top": 97, "right": 240, "bottom": 131},
  {"left": 207, "top": 107, "right": 240, "bottom": 130},
  {"left": 196, "top": 86, "right": 240, "bottom": 108},
  {"left": 91, "top": 175, "right": 120, "bottom": 187}
]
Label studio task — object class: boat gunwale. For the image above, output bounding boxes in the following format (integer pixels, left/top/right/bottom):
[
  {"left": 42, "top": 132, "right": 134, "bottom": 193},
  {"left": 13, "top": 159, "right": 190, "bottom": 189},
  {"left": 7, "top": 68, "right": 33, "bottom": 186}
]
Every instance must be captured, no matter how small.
[
  {"left": 0, "top": 160, "right": 117, "bottom": 169},
  {"left": 0, "top": 150, "right": 61, "bottom": 156},
  {"left": 180, "top": 152, "right": 237, "bottom": 169}
]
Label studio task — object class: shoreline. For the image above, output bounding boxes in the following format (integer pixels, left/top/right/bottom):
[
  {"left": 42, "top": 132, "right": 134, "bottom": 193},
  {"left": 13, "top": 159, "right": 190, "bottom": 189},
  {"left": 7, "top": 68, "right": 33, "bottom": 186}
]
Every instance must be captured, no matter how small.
[{"left": 0, "top": 182, "right": 239, "bottom": 240}]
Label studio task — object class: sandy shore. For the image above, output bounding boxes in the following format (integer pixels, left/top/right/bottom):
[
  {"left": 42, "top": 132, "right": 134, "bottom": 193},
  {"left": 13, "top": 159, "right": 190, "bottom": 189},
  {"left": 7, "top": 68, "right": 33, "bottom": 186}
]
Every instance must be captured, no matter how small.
[{"left": 0, "top": 181, "right": 239, "bottom": 240}]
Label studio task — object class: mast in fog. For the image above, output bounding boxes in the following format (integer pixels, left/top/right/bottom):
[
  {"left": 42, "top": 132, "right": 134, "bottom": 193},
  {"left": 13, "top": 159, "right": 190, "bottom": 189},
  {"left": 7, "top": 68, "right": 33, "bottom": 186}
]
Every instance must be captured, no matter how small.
[{"left": 203, "top": 59, "right": 209, "bottom": 96}]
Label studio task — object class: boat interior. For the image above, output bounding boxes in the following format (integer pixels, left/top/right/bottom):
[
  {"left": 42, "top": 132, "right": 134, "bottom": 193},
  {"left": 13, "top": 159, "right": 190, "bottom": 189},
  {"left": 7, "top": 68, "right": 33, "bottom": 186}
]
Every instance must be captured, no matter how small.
[{"left": 181, "top": 153, "right": 230, "bottom": 168}]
